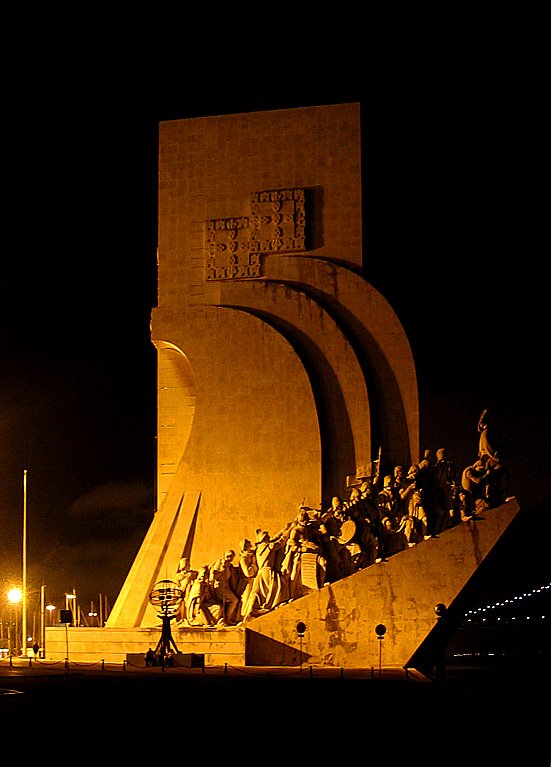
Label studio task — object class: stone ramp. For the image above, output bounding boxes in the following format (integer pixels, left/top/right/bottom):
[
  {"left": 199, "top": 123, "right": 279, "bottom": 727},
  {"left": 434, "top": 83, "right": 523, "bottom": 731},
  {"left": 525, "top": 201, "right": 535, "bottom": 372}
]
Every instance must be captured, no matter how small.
[
  {"left": 45, "top": 498, "right": 519, "bottom": 670},
  {"left": 244, "top": 497, "right": 520, "bottom": 672}
]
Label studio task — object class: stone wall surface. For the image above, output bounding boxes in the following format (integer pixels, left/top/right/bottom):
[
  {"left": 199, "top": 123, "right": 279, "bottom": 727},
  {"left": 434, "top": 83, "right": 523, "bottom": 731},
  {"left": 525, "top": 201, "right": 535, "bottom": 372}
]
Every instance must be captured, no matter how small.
[{"left": 44, "top": 626, "right": 246, "bottom": 667}]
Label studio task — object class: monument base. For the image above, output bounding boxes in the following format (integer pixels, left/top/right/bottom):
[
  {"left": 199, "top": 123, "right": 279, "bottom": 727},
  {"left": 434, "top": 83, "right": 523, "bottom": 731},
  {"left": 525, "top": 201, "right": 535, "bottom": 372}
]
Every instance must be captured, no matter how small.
[
  {"left": 45, "top": 498, "right": 520, "bottom": 673},
  {"left": 44, "top": 625, "right": 246, "bottom": 667}
]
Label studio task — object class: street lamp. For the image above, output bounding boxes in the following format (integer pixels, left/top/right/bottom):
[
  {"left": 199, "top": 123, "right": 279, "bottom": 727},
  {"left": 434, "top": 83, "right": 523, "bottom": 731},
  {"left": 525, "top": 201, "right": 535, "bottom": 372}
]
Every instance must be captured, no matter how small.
[
  {"left": 46, "top": 604, "right": 56, "bottom": 626},
  {"left": 296, "top": 621, "right": 307, "bottom": 671},
  {"left": 22, "top": 469, "right": 27, "bottom": 658},
  {"left": 88, "top": 602, "right": 98, "bottom": 626},
  {"left": 7, "top": 588, "right": 22, "bottom": 604},
  {"left": 375, "top": 623, "right": 387, "bottom": 678},
  {"left": 65, "top": 592, "right": 77, "bottom": 627}
]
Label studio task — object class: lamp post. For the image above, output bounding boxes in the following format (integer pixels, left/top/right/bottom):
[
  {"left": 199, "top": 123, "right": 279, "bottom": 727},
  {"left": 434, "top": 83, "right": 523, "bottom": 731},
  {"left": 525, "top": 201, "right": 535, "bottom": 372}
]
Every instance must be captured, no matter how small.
[
  {"left": 375, "top": 623, "right": 386, "bottom": 678},
  {"left": 22, "top": 469, "right": 27, "bottom": 657},
  {"left": 296, "top": 621, "right": 307, "bottom": 671},
  {"left": 39, "top": 584, "right": 46, "bottom": 658},
  {"left": 65, "top": 591, "right": 77, "bottom": 627}
]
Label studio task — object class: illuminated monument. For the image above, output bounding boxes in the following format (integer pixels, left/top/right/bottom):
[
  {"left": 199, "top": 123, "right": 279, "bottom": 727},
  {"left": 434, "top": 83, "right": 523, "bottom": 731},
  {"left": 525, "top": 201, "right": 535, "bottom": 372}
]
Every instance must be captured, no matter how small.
[
  {"left": 108, "top": 102, "right": 419, "bottom": 625},
  {"left": 47, "top": 104, "right": 519, "bottom": 671}
]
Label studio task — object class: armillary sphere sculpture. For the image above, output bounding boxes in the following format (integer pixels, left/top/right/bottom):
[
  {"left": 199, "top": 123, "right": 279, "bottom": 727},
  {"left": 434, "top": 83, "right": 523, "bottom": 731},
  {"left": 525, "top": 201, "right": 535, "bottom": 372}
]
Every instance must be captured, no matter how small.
[{"left": 149, "top": 579, "right": 183, "bottom": 665}]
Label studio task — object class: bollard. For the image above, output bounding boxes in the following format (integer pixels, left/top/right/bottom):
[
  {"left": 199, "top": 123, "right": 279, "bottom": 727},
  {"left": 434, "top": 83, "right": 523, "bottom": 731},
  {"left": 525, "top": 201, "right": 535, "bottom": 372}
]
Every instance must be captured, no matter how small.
[
  {"left": 123, "top": 659, "right": 127, "bottom": 671},
  {"left": 224, "top": 663, "right": 228, "bottom": 675},
  {"left": 340, "top": 667, "right": 344, "bottom": 679},
  {"left": 101, "top": 659, "right": 105, "bottom": 671}
]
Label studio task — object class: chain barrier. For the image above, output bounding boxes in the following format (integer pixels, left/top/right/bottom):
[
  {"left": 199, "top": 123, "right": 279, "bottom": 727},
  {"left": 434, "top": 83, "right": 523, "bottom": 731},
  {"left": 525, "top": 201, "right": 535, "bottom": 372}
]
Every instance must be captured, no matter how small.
[
  {"left": 0, "top": 655, "right": 126, "bottom": 673},
  {"left": 0, "top": 653, "right": 413, "bottom": 680}
]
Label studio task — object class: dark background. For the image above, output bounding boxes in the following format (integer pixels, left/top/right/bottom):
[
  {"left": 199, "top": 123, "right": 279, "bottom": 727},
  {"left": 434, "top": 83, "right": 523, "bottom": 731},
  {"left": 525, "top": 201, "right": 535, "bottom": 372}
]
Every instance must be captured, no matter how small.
[{"left": 1, "top": 44, "right": 548, "bottom": 622}]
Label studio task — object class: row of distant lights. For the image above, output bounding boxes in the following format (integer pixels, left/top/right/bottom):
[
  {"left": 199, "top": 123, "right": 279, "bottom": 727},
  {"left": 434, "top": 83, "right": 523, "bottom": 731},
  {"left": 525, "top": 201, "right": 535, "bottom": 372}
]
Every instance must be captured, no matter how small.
[{"left": 464, "top": 582, "right": 550, "bottom": 623}]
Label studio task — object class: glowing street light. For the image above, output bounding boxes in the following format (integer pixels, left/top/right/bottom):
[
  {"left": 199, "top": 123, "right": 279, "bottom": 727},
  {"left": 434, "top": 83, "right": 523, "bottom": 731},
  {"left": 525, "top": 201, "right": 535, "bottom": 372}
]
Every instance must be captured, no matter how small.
[
  {"left": 7, "top": 588, "right": 22, "bottom": 605},
  {"left": 87, "top": 600, "right": 98, "bottom": 626},
  {"left": 46, "top": 604, "right": 56, "bottom": 626},
  {"left": 65, "top": 592, "right": 77, "bottom": 627}
]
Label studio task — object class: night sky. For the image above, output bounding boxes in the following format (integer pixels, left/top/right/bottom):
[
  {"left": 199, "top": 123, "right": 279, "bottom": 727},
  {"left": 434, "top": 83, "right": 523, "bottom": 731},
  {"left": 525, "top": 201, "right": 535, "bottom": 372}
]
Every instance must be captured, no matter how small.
[{"left": 1, "top": 52, "right": 548, "bottom": 622}]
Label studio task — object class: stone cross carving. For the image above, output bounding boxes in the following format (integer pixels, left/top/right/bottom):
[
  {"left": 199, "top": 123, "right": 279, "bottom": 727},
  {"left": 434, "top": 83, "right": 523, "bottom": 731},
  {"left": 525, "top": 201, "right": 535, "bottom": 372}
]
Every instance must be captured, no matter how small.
[{"left": 206, "top": 188, "right": 307, "bottom": 281}]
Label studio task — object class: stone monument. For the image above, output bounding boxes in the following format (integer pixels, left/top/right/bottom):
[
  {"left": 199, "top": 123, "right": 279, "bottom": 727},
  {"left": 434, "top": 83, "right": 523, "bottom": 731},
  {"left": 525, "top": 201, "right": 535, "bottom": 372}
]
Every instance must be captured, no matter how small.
[
  {"left": 42, "top": 103, "right": 518, "bottom": 671},
  {"left": 107, "top": 102, "right": 419, "bottom": 629}
]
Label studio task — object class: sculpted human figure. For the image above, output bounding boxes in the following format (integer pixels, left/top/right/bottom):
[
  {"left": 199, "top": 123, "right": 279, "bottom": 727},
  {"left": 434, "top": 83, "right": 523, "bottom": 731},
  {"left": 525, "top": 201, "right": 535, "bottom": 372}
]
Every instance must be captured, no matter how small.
[
  {"left": 477, "top": 409, "right": 510, "bottom": 509},
  {"left": 392, "top": 465, "right": 409, "bottom": 517},
  {"left": 399, "top": 464, "right": 429, "bottom": 540},
  {"left": 342, "top": 497, "right": 378, "bottom": 569},
  {"left": 477, "top": 409, "right": 503, "bottom": 467},
  {"left": 418, "top": 448, "right": 435, "bottom": 475},
  {"left": 175, "top": 557, "right": 194, "bottom": 625},
  {"left": 433, "top": 447, "right": 458, "bottom": 534},
  {"left": 211, "top": 550, "right": 240, "bottom": 626},
  {"left": 461, "top": 457, "right": 490, "bottom": 514},
  {"left": 416, "top": 451, "right": 438, "bottom": 536},
  {"left": 280, "top": 508, "right": 327, "bottom": 598},
  {"left": 186, "top": 565, "right": 217, "bottom": 626},
  {"left": 326, "top": 496, "right": 347, "bottom": 524},
  {"left": 242, "top": 526, "right": 291, "bottom": 620},
  {"left": 235, "top": 539, "right": 258, "bottom": 622},
  {"left": 281, "top": 518, "right": 307, "bottom": 599},
  {"left": 450, "top": 487, "right": 475, "bottom": 524},
  {"left": 317, "top": 502, "right": 345, "bottom": 583},
  {"left": 377, "top": 475, "right": 410, "bottom": 556},
  {"left": 359, "top": 477, "right": 378, "bottom": 506}
]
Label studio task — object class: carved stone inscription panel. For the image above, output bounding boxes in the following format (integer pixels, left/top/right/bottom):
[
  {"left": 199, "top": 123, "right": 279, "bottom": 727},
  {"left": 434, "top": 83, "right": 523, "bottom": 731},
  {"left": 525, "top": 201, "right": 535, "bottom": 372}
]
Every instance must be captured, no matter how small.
[{"left": 205, "top": 188, "right": 307, "bottom": 281}]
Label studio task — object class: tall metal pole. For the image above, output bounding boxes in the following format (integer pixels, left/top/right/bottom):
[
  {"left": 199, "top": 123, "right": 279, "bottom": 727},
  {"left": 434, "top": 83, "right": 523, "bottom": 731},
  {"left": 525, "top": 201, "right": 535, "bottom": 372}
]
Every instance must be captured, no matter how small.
[
  {"left": 40, "top": 584, "right": 46, "bottom": 657},
  {"left": 22, "top": 469, "right": 27, "bottom": 657}
]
